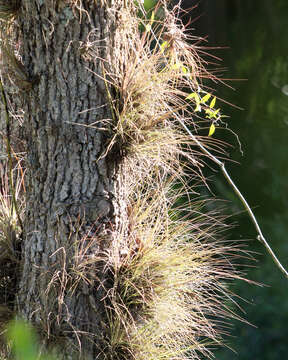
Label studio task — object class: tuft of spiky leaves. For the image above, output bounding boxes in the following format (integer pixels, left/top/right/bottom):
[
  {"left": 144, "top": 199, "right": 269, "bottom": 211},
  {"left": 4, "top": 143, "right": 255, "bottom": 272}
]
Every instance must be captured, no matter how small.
[
  {"left": 95, "top": 0, "right": 228, "bottom": 189},
  {"left": 0, "top": 1, "right": 20, "bottom": 21},
  {"left": 62, "top": 0, "right": 255, "bottom": 359},
  {"left": 0, "top": 160, "right": 25, "bottom": 340},
  {"left": 87, "top": 1, "right": 254, "bottom": 358},
  {"left": 0, "top": 161, "right": 24, "bottom": 262},
  {"left": 97, "top": 177, "right": 253, "bottom": 360}
]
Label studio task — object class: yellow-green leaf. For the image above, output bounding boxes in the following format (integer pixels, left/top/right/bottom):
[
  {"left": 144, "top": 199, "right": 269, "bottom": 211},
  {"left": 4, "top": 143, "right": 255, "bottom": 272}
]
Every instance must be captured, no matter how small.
[
  {"left": 160, "top": 41, "right": 168, "bottom": 52},
  {"left": 186, "top": 92, "right": 196, "bottom": 100},
  {"left": 186, "top": 93, "right": 200, "bottom": 102},
  {"left": 171, "top": 61, "right": 182, "bottom": 70},
  {"left": 186, "top": 93, "right": 201, "bottom": 105},
  {"left": 205, "top": 108, "right": 214, "bottom": 119},
  {"left": 210, "top": 96, "right": 216, "bottom": 108},
  {"left": 201, "top": 93, "right": 211, "bottom": 104},
  {"left": 206, "top": 107, "right": 221, "bottom": 119},
  {"left": 182, "top": 66, "right": 188, "bottom": 74},
  {"left": 208, "top": 123, "right": 216, "bottom": 136},
  {"left": 145, "top": 10, "right": 155, "bottom": 31}
]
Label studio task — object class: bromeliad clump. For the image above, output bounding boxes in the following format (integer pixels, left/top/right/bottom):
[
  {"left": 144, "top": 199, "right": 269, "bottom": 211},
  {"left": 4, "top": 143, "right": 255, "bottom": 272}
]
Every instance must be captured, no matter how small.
[{"left": 79, "top": 1, "right": 253, "bottom": 359}]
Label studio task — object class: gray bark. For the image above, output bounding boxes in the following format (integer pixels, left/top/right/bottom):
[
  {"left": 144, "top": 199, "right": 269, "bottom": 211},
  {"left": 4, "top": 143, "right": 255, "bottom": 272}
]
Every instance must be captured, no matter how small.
[{"left": 16, "top": 1, "right": 127, "bottom": 358}]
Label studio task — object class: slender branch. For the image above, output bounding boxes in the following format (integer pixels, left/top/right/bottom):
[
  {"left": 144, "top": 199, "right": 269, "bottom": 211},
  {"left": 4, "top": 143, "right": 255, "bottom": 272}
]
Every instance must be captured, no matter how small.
[
  {"left": 0, "top": 76, "right": 23, "bottom": 231},
  {"left": 179, "top": 118, "right": 288, "bottom": 279}
]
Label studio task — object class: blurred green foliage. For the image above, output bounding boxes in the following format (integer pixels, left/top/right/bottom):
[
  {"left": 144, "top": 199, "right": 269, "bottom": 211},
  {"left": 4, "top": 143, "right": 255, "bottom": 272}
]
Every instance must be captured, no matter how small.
[{"left": 6, "top": 320, "right": 56, "bottom": 360}]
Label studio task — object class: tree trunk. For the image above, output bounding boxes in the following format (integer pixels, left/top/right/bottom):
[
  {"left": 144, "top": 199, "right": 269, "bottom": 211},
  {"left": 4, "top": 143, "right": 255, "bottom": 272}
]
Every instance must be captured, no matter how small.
[{"left": 17, "top": 1, "right": 126, "bottom": 358}]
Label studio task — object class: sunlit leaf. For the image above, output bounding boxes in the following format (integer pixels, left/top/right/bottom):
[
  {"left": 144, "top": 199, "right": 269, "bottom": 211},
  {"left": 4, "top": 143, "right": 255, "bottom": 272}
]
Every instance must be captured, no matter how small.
[
  {"left": 206, "top": 107, "right": 221, "bottom": 119},
  {"left": 160, "top": 41, "right": 168, "bottom": 52},
  {"left": 205, "top": 108, "right": 214, "bottom": 119},
  {"left": 208, "top": 123, "right": 216, "bottom": 136},
  {"left": 186, "top": 93, "right": 200, "bottom": 104},
  {"left": 146, "top": 10, "right": 155, "bottom": 31},
  {"left": 171, "top": 61, "right": 182, "bottom": 70},
  {"left": 201, "top": 93, "right": 211, "bottom": 104},
  {"left": 182, "top": 66, "right": 188, "bottom": 74},
  {"left": 210, "top": 96, "right": 216, "bottom": 108},
  {"left": 186, "top": 92, "right": 196, "bottom": 100}
]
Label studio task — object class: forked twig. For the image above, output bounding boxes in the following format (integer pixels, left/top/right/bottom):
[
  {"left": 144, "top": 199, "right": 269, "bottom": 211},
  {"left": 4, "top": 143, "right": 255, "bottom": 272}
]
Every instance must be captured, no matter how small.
[{"left": 179, "top": 118, "right": 288, "bottom": 279}]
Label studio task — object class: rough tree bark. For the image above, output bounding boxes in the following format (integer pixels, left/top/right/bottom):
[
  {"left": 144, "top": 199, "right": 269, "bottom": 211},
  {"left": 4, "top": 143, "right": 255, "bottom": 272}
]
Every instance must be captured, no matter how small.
[{"left": 15, "top": 1, "right": 127, "bottom": 358}]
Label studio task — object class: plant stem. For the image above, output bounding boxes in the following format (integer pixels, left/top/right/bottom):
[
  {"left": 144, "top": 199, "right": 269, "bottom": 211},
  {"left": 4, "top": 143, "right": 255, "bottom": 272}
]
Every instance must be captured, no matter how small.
[{"left": 179, "top": 118, "right": 288, "bottom": 279}]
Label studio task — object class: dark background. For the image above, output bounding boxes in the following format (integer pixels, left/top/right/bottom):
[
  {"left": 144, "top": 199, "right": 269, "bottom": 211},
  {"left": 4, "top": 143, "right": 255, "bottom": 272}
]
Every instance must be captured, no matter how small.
[{"left": 181, "top": 0, "right": 288, "bottom": 359}]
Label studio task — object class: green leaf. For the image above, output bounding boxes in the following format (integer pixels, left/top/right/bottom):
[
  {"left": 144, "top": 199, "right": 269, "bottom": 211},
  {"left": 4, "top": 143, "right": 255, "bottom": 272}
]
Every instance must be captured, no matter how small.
[
  {"left": 201, "top": 93, "right": 211, "bottom": 104},
  {"left": 210, "top": 96, "right": 216, "bottom": 108},
  {"left": 7, "top": 320, "right": 38, "bottom": 360},
  {"left": 146, "top": 10, "right": 155, "bottom": 31},
  {"left": 171, "top": 61, "right": 181, "bottom": 70},
  {"left": 182, "top": 66, "right": 188, "bottom": 74},
  {"left": 208, "top": 123, "right": 216, "bottom": 136},
  {"left": 143, "top": 0, "right": 157, "bottom": 11},
  {"left": 205, "top": 107, "right": 221, "bottom": 119},
  {"left": 186, "top": 92, "right": 196, "bottom": 100},
  {"left": 186, "top": 93, "right": 200, "bottom": 104},
  {"left": 205, "top": 108, "right": 214, "bottom": 119},
  {"left": 160, "top": 41, "right": 168, "bottom": 52}
]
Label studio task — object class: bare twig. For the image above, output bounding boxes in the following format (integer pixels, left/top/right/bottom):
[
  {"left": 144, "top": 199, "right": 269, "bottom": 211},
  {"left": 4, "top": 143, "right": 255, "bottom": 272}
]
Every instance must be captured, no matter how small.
[{"left": 179, "top": 118, "right": 288, "bottom": 279}]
